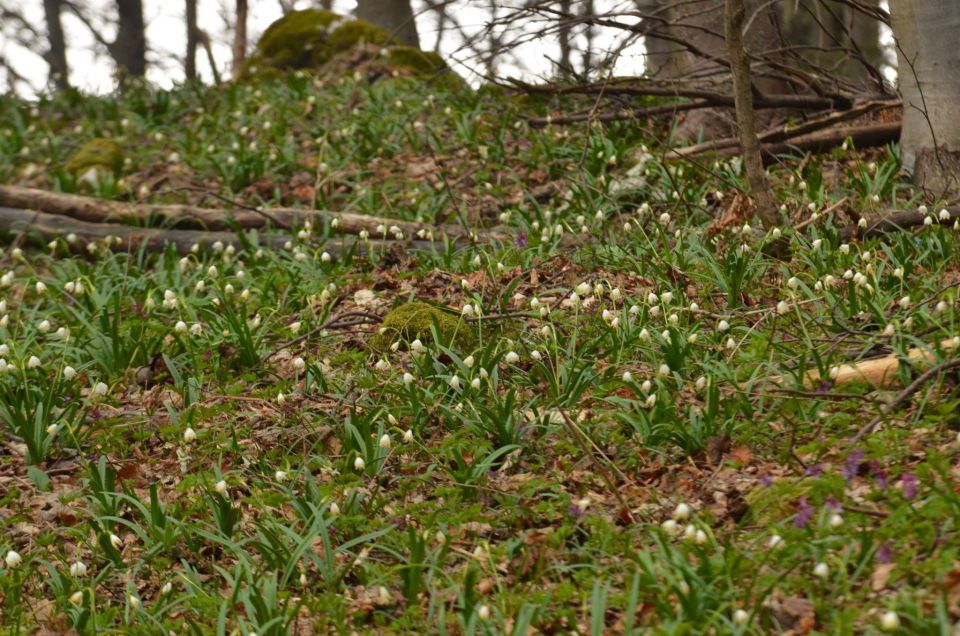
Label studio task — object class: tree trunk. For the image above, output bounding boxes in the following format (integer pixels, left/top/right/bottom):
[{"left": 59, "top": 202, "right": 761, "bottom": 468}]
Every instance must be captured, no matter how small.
[
  {"left": 725, "top": 0, "right": 780, "bottom": 229},
  {"left": 185, "top": 0, "right": 199, "bottom": 81},
  {"left": 43, "top": 0, "right": 69, "bottom": 90},
  {"left": 231, "top": 0, "right": 247, "bottom": 78},
  {"left": 889, "top": 0, "right": 960, "bottom": 192},
  {"left": 557, "top": 0, "right": 573, "bottom": 77},
  {"left": 113, "top": 0, "right": 146, "bottom": 77},
  {"left": 356, "top": 0, "right": 420, "bottom": 49}
]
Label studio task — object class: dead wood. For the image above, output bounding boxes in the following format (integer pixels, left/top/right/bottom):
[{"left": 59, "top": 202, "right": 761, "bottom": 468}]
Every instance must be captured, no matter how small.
[
  {"left": 0, "top": 206, "right": 433, "bottom": 255},
  {"left": 0, "top": 185, "right": 468, "bottom": 240},
  {"left": 839, "top": 205, "right": 960, "bottom": 241}
]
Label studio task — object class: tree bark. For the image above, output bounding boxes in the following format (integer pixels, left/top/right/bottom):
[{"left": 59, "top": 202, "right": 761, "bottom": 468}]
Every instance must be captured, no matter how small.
[
  {"left": 356, "top": 0, "right": 420, "bottom": 49},
  {"left": 889, "top": 0, "right": 960, "bottom": 192},
  {"left": 185, "top": 0, "right": 199, "bottom": 81},
  {"left": 724, "top": 0, "right": 780, "bottom": 229},
  {"left": 42, "top": 0, "right": 69, "bottom": 90},
  {"left": 113, "top": 0, "right": 147, "bottom": 77},
  {"left": 231, "top": 0, "right": 247, "bottom": 78},
  {"left": 557, "top": 0, "right": 573, "bottom": 77}
]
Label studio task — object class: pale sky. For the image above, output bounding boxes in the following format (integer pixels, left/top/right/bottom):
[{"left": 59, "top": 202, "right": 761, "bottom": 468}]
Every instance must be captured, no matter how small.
[{"left": 0, "top": 1, "right": 650, "bottom": 96}]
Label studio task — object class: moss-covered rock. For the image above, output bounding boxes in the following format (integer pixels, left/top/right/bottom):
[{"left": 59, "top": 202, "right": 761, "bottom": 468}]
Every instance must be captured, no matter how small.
[
  {"left": 64, "top": 138, "right": 123, "bottom": 178},
  {"left": 370, "top": 302, "right": 476, "bottom": 353},
  {"left": 241, "top": 9, "right": 465, "bottom": 88}
]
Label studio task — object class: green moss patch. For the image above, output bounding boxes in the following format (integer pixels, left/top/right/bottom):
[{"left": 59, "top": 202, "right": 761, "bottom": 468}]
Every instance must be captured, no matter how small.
[
  {"left": 369, "top": 301, "right": 475, "bottom": 353},
  {"left": 64, "top": 138, "right": 123, "bottom": 177}
]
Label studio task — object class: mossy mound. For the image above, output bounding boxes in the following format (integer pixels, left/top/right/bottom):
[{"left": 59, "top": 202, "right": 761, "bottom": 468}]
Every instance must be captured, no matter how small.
[
  {"left": 241, "top": 9, "right": 464, "bottom": 88},
  {"left": 64, "top": 138, "right": 123, "bottom": 177},
  {"left": 370, "top": 302, "right": 476, "bottom": 353}
]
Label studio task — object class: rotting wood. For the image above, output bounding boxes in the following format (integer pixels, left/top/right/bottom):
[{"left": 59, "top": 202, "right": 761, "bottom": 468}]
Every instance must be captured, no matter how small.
[{"left": 0, "top": 206, "right": 435, "bottom": 255}]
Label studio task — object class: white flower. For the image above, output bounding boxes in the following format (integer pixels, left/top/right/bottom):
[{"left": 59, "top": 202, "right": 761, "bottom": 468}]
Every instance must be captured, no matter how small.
[
  {"left": 776, "top": 301, "right": 789, "bottom": 315},
  {"left": 183, "top": 427, "right": 197, "bottom": 443},
  {"left": 879, "top": 610, "right": 900, "bottom": 632},
  {"left": 662, "top": 291, "right": 674, "bottom": 304},
  {"left": 293, "top": 357, "right": 306, "bottom": 371},
  {"left": 403, "top": 429, "right": 414, "bottom": 443},
  {"left": 277, "top": 392, "right": 286, "bottom": 405},
  {"left": 379, "top": 434, "right": 391, "bottom": 449},
  {"left": 645, "top": 393, "right": 657, "bottom": 408},
  {"left": 328, "top": 502, "right": 340, "bottom": 516},
  {"left": 128, "top": 594, "right": 140, "bottom": 609},
  {"left": 787, "top": 277, "right": 800, "bottom": 289},
  {"left": 190, "top": 323, "right": 203, "bottom": 336},
  {"left": 161, "top": 581, "right": 173, "bottom": 595},
  {"left": 109, "top": 533, "right": 123, "bottom": 550},
  {"left": 658, "top": 364, "right": 670, "bottom": 376},
  {"left": 733, "top": 609, "right": 749, "bottom": 625},
  {"left": 448, "top": 375, "right": 460, "bottom": 389},
  {"left": 35, "top": 281, "right": 47, "bottom": 294},
  {"left": 672, "top": 503, "right": 691, "bottom": 521},
  {"left": 717, "top": 319, "right": 730, "bottom": 333},
  {"left": 321, "top": 252, "right": 331, "bottom": 263},
  {"left": 471, "top": 377, "right": 481, "bottom": 389},
  {"left": 275, "top": 470, "right": 288, "bottom": 482},
  {"left": 813, "top": 562, "right": 829, "bottom": 579},
  {"left": 828, "top": 513, "right": 844, "bottom": 528},
  {"left": 940, "top": 209, "right": 951, "bottom": 221},
  {"left": 695, "top": 376, "right": 707, "bottom": 391},
  {"left": 69, "top": 591, "right": 83, "bottom": 605},
  {"left": 505, "top": 351, "right": 519, "bottom": 364},
  {"left": 402, "top": 372, "right": 415, "bottom": 385},
  {"left": 92, "top": 381, "right": 108, "bottom": 397},
  {"left": 214, "top": 480, "right": 228, "bottom": 495},
  {"left": 174, "top": 321, "right": 188, "bottom": 333},
  {"left": 767, "top": 534, "right": 785, "bottom": 549},
  {"left": 354, "top": 457, "right": 365, "bottom": 471},
  {"left": 4, "top": 550, "right": 22, "bottom": 568},
  {"left": 27, "top": 355, "right": 41, "bottom": 369},
  {"left": 463, "top": 355, "right": 475, "bottom": 368},
  {"left": 622, "top": 371, "right": 633, "bottom": 382},
  {"left": 63, "top": 366, "right": 77, "bottom": 380},
  {"left": 575, "top": 282, "right": 591, "bottom": 296},
  {"left": 477, "top": 605, "right": 491, "bottom": 621},
  {"left": 661, "top": 519, "right": 679, "bottom": 534},
  {"left": 70, "top": 561, "right": 88, "bottom": 577},
  {"left": 898, "top": 296, "right": 911, "bottom": 309}
]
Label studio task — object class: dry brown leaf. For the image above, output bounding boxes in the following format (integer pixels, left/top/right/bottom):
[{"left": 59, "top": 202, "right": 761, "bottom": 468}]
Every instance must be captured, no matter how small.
[{"left": 872, "top": 563, "right": 896, "bottom": 591}]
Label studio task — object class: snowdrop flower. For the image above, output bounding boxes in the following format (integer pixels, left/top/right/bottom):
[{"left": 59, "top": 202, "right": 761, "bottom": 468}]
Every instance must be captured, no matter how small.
[
  {"left": 402, "top": 372, "right": 414, "bottom": 385},
  {"left": 641, "top": 380, "right": 653, "bottom": 393},
  {"left": 575, "top": 282, "right": 591, "bottom": 296},
  {"left": 63, "top": 365, "right": 77, "bottom": 380},
  {"left": 940, "top": 209, "right": 951, "bottom": 221},
  {"left": 638, "top": 328, "right": 650, "bottom": 342},
  {"left": 477, "top": 605, "right": 491, "bottom": 621},
  {"left": 695, "top": 376, "right": 708, "bottom": 391},
  {"left": 505, "top": 351, "right": 520, "bottom": 364},
  {"left": 813, "top": 562, "right": 829, "bottom": 579},
  {"left": 293, "top": 357, "right": 306, "bottom": 371},
  {"left": 328, "top": 502, "right": 340, "bottom": 516},
  {"left": 924, "top": 216, "right": 933, "bottom": 226},
  {"left": 772, "top": 227, "right": 782, "bottom": 239},
  {"left": 160, "top": 582, "right": 173, "bottom": 595},
  {"left": 461, "top": 303, "right": 475, "bottom": 317},
  {"left": 840, "top": 243, "right": 850, "bottom": 254},
  {"left": 183, "top": 427, "right": 197, "bottom": 443},
  {"left": 403, "top": 429, "right": 414, "bottom": 443},
  {"left": 214, "top": 480, "right": 228, "bottom": 495},
  {"left": 672, "top": 503, "right": 691, "bottom": 521},
  {"left": 610, "top": 288, "right": 622, "bottom": 302},
  {"left": 174, "top": 321, "right": 188, "bottom": 333},
  {"left": 189, "top": 323, "right": 202, "bottom": 336},
  {"left": 733, "top": 609, "right": 749, "bottom": 625},
  {"left": 374, "top": 359, "right": 390, "bottom": 371},
  {"left": 448, "top": 375, "right": 460, "bottom": 389},
  {"left": 70, "top": 561, "right": 87, "bottom": 577},
  {"left": 27, "top": 356, "right": 41, "bottom": 369},
  {"left": 35, "top": 281, "right": 47, "bottom": 294},
  {"left": 530, "top": 350, "right": 542, "bottom": 361},
  {"left": 767, "top": 534, "right": 785, "bottom": 549},
  {"left": 109, "top": 534, "right": 123, "bottom": 550},
  {"left": 879, "top": 611, "right": 900, "bottom": 632},
  {"left": 471, "top": 377, "right": 481, "bottom": 389},
  {"left": 936, "top": 300, "right": 949, "bottom": 313},
  {"left": 128, "top": 595, "right": 140, "bottom": 609},
  {"left": 5, "top": 550, "right": 22, "bottom": 568},
  {"left": 662, "top": 291, "right": 674, "bottom": 304},
  {"left": 92, "top": 382, "right": 108, "bottom": 397},
  {"left": 354, "top": 457, "right": 365, "bottom": 471},
  {"left": 776, "top": 301, "right": 789, "bottom": 315},
  {"left": 629, "top": 304, "right": 640, "bottom": 316},
  {"left": 276, "top": 392, "right": 286, "bottom": 405},
  {"left": 463, "top": 355, "right": 475, "bottom": 368},
  {"left": 622, "top": 371, "right": 633, "bottom": 382},
  {"left": 787, "top": 277, "right": 800, "bottom": 290},
  {"left": 379, "top": 434, "right": 391, "bottom": 449},
  {"left": 661, "top": 519, "right": 679, "bottom": 534},
  {"left": 645, "top": 393, "right": 657, "bottom": 408},
  {"left": 828, "top": 513, "right": 844, "bottom": 528},
  {"left": 883, "top": 323, "right": 896, "bottom": 336},
  {"left": 275, "top": 470, "right": 288, "bottom": 482},
  {"left": 658, "top": 364, "right": 671, "bottom": 376},
  {"left": 812, "top": 239, "right": 822, "bottom": 249},
  {"left": 898, "top": 296, "right": 911, "bottom": 309}
]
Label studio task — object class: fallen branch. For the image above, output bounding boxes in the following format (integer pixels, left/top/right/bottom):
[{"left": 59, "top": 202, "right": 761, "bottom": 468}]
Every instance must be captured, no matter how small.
[
  {"left": 0, "top": 206, "right": 433, "bottom": 255},
  {"left": 672, "top": 100, "right": 899, "bottom": 158},
  {"left": 849, "top": 357, "right": 960, "bottom": 444},
  {"left": 768, "top": 338, "right": 959, "bottom": 390},
  {"left": 839, "top": 205, "right": 960, "bottom": 241},
  {"left": 0, "top": 185, "right": 467, "bottom": 240}
]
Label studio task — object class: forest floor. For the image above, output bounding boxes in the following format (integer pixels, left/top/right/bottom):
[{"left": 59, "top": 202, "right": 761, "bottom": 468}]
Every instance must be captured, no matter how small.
[{"left": 1, "top": 74, "right": 959, "bottom": 635}]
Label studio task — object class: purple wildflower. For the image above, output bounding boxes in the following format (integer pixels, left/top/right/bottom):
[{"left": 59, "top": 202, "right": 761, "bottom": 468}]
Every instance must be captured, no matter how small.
[
  {"left": 514, "top": 231, "right": 528, "bottom": 248},
  {"left": 758, "top": 473, "right": 774, "bottom": 487},
  {"left": 841, "top": 449, "right": 865, "bottom": 483},
  {"left": 824, "top": 496, "right": 843, "bottom": 513},
  {"left": 803, "top": 463, "right": 825, "bottom": 477},
  {"left": 900, "top": 473, "right": 919, "bottom": 500},
  {"left": 876, "top": 541, "right": 894, "bottom": 564},
  {"left": 567, "top": 500, "right": 587, "bottom": 518},
  {"left": 795, "top": 496, "right": 814, "bottom": 528}
]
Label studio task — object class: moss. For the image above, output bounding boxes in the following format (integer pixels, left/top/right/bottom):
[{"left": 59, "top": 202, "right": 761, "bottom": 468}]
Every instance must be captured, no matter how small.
[
  {"left": 327, "top": 20, "right": 391, "bottom": 52},
  {"left": 64, "top": 138, "right": 123, "bottom": 176},
  {"left": 384, "top": 47, "right": 466, "bottom": 89},
  {"left": 241, "top": 9, "right": 340, "bottom": 78},
  {"left": 369, "top": 301, "right": 475, "bottom": 353}
]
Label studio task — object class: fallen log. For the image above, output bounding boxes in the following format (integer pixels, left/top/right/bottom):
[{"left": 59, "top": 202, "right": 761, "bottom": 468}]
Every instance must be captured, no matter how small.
[
  {"left": 839, "top": 206, "right": 960, "bottom": 241},
  {"left": 768, "top": 338, "right": 959, "bottom": 390},
  {"left": 0, "top": 185, "right": 467, "bottom": 240},
  {"left": 0, "top": 206, "right": 436, "bottom": 255}
]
